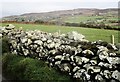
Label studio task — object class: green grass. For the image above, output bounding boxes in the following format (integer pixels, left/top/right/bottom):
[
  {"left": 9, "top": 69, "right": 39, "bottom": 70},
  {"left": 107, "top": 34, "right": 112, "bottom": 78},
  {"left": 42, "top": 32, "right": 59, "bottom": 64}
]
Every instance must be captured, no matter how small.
[
  {"left": 2, "top": 53, "right": 72, "bottom": 81},
  {"left": 63, "top": 16, "right": 103, "bottom": 23},
  {"left": 1, "top": 23, "right": 119, "bottom": 43},
  {"left": 62, "top": 15, "right": 118, "bottom": 23},
  {"left": 1, "top": 36, "right": 10, "bottom": 53},
  {"left": 60, "top": 15, "right": 119, "bottom": 29}
]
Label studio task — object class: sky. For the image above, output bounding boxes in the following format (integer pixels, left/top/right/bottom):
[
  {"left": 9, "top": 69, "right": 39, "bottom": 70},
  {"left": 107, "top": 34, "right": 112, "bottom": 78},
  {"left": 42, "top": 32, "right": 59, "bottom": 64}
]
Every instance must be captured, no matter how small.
[{"left": 0, "top": 0, "right": 119, "bottom": 18}]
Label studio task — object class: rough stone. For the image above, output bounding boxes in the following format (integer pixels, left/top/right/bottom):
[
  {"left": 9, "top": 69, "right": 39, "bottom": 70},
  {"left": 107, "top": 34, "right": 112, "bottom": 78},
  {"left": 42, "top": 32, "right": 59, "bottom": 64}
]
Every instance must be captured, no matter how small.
[
  {"left": 107, "top": 57, "right": 120, "bottom": 64},
  {"left": 0, "top": 34, "right": 2, "bottom": 37},
  {"left": 95, "top": 74, "right": 104, "bottom": 81},
  {"left": 5, "top": 24, "right": 15, "bottom": 30},
  {"left": 81, "top": 57, "right": 89, "bottom": 63},
  {"left": 67, "top": 31, "right": 85, "bottom": 41},
  {"left": 72, "top": 66, "right": 80, "bottom": 73},
  {"left": 112, "top": 70, "right": 120, "bottom": 81},
  {"left": 98, "top": 51, "right": 109, "bottom": 61},
  {"left": 74, "top": 56, "right": 82, "bottom": 65},
  {"left": 89, "top": 60, "right": 97, "bottom": 65},
  {"left": 34, "top": 40, "right": 43, "bottom": 45},
  {"left": 101, "top": 70, "right": 112, "bottom": 79},
  {"left": 87, "top": 66, "right": 101, "bottom": 73},
  {"left": 59, "top": 63, "right": 71, "bottom": 73}
]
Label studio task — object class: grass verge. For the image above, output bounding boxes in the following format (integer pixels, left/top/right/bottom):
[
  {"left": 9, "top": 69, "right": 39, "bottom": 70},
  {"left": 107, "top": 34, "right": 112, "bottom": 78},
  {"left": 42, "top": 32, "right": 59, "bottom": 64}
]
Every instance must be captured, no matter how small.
[{"left": 2, "top": 53, "right": 72, "bottom": 81}]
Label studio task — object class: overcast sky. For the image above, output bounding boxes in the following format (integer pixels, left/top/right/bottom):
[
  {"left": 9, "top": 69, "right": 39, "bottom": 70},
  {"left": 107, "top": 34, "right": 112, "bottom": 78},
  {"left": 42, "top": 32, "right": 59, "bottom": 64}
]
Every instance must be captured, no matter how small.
[{"left": 0, "top": 0, "right": 119, "bottom": 18}]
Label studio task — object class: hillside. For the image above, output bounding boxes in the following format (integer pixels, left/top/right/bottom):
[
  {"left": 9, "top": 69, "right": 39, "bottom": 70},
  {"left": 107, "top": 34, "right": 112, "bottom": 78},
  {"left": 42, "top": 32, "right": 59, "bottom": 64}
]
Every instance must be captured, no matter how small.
[{"left": 2, "top": 8, "right": 118, "bottom": 22}]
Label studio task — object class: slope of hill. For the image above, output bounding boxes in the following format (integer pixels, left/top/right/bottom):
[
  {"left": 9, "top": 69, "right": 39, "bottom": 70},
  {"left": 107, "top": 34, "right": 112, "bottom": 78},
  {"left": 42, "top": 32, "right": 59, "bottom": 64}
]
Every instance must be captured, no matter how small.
[{"left": 2, "top": 8, "right": 118, "bottom": 22}]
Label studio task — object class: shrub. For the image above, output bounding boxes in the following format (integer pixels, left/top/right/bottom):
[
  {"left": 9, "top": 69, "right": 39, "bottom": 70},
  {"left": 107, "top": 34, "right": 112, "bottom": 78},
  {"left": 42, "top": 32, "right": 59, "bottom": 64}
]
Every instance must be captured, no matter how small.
[
  {"left": 2, "top": 54, "right": 72, "bottom": 81},
  {"left": 2, "top": 53, "right": 23, "bottom": 79},
  {"left": 2, "top": 36, "right": 10, "bottom": 53}
]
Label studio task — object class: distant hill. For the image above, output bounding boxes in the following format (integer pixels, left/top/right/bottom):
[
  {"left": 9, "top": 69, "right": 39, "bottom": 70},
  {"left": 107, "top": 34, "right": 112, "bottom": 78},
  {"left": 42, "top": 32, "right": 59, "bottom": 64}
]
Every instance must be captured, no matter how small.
[{"left": 1, "top": 8, "right": 118, "bottom": 23}]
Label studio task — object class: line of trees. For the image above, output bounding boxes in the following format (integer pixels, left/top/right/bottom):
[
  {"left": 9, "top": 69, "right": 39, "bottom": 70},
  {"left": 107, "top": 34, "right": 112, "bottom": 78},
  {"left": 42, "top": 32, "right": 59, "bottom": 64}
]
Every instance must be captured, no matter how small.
[
  {"left": 1, "top": 20, "right": 120, "bottom": 31},
  {"left": 64, "top": 22, "right": 120, "bottom": 30},
  {"left": 33, "top": 20, "right": 120, "bottom": 30}
]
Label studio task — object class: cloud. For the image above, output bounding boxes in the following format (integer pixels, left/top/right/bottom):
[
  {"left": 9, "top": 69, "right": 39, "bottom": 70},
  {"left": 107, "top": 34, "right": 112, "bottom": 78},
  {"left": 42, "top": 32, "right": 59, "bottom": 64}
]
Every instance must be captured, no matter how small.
[
  {"left": 1, "top": 1, "right": 118, "bottom": 17},
  {"left": 1, "top": 0, "right": 119, "bottom": 3}
]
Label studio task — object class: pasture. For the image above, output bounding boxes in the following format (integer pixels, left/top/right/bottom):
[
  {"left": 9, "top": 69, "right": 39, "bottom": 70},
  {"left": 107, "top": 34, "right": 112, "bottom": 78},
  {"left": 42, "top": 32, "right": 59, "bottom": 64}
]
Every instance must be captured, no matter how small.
[
  {"left": 1, "top": 23, "right": 119, "bottom": 43},
  {"left": 61, "top": 15, "right": 119, "bottom": 29},
  {"left": 63, "top": 15, "right": 118, "bottom": 23}
]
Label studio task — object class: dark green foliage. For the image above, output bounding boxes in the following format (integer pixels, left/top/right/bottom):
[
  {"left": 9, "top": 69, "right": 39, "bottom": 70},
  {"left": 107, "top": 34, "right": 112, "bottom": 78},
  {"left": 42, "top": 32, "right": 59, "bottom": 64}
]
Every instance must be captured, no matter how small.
[
  {"left": 64, "top": 22, "right": 119, "bottom": 30},
  {"left": 2, "top": 53, "right": 72, "bottom": 81},
  {"left": 2, "top": 36, "right": 10, "bottom": 53},
  {"left": 2, "top": 53, "right": 23, "bottom": 80},
  {"left": 34, "top": 20, "right": 44, "bottom": 24},
  {"left": 34, "top": 19, "right": 119, "bottom": 30}
]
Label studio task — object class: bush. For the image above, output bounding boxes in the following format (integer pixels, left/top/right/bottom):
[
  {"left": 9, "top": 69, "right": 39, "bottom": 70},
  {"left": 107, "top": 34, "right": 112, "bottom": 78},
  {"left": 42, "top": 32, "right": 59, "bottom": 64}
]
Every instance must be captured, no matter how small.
[
  {"left": 2, "top": 53, "right": 23, "bottom": 80},
  {"left": 2, "top": 54, "right": 72, "bottom": 81},
  {"left": 2, "top": 36, "right": 10, "bottom": 53},
  {"left": 34, "top": 20, "right": 44, "bottom": 24}
]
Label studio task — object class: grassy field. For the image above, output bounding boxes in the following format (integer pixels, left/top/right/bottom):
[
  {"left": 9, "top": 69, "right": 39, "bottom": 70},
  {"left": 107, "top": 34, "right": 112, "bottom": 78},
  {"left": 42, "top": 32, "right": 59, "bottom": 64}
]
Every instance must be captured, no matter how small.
[
  {"left": 1, "top": 23, "right": 119, "bottom": 43},
  {"left": 60, "top": 15, "right": 119, "bottom": 29},
  {"left": 60, "top": 15, "right": 118, "bottom": 23},
  {"left": 63, "top": 16, "right": 103, "bottom": 23}
]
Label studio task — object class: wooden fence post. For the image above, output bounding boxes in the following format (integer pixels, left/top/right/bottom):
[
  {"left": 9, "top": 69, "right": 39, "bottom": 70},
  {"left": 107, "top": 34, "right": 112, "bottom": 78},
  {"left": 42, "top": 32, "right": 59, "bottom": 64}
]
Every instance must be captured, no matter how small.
[{"left": 111, "top": 35, "right": 114, "bottom": 45}]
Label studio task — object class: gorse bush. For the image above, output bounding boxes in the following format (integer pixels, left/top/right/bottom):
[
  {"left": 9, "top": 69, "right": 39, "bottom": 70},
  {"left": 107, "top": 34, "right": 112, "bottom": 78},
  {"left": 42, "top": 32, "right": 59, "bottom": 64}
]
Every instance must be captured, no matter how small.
[{"left": 2, "top": 53, "right": 72, "bottom": 81}]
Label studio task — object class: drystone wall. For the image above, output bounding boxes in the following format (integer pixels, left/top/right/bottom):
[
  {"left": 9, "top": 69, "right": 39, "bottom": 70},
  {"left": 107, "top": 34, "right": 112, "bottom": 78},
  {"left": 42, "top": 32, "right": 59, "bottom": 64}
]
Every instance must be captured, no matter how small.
[{"left": 1, "top": 24, "right": 120, "bottom": 82}]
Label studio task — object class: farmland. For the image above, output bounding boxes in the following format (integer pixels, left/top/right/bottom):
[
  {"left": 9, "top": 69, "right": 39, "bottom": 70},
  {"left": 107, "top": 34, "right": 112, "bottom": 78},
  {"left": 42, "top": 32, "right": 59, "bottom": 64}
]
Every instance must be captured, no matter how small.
[
  {"left": 1, "top": 23, "right": 119, "bottom": 43},
  {"left": 62, "top": 16, "right": 104, "bottom": 23},
  {"left": 62, "top": 15, "right": 118, "bottom": 23},
  {"left": 2, "top": 8, "right": 119, "bottom": 30}
]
